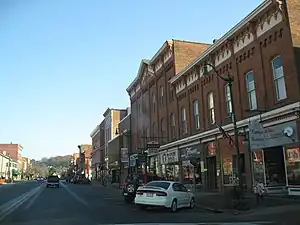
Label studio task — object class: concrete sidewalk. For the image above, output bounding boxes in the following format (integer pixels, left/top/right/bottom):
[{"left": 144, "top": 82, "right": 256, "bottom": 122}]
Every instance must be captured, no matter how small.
[{"left": 194, "top": 191, "right": 300, "bottom": 214}]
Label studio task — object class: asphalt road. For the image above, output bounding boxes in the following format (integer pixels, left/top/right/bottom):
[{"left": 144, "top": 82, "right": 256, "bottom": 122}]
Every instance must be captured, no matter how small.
[{"left": 0, "top": 181, "right": 299, "bottom": 225}]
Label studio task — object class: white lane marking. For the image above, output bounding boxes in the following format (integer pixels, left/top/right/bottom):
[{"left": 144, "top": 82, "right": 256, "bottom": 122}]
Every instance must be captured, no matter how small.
[
  {"left": 25, "top": 184, "right": 45, "bottom": 210},
  {"left": 60, "top": 182, "right": 89, "bottom": 207},
  {"left": 0, "top": 185, "right": 43, "bottom": 222}
]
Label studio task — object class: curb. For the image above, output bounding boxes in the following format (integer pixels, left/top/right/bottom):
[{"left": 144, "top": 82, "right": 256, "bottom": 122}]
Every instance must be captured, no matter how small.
[{"left": 196, "top": 205, "right": 224, "bottom": 213}]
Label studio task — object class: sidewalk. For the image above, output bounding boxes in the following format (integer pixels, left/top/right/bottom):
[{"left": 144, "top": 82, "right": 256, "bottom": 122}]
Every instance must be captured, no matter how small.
[{"left": 194, "top": 191, "right": 300, "bottom": 214}]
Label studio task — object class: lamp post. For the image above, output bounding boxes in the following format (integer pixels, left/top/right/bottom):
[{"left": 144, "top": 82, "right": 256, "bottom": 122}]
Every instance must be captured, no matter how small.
[{"left": 203, "top": 63, "right": 243, "bottom": 192}]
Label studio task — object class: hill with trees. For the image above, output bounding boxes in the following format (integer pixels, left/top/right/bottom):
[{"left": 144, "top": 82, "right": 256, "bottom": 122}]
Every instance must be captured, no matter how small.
[{"left": 30, "top": 155, "right": 72, "bottom": 177}]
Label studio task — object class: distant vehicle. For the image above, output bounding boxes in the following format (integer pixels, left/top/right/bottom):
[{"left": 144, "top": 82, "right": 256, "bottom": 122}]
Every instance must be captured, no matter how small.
[
  {"left": 36, "top": 177, "right": 44, "bottom": 182},
  {"left": 46, "top": 175, "right": 60, "bottom": 188},
  {"left": 134, "top": 181, "right": 195, "bottom": 212}
]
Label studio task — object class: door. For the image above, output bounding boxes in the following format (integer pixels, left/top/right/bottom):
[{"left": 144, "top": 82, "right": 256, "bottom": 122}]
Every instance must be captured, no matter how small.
[
  {"left": 172, "top": 183, "right": 185, "bottom": 206},
  {"left": 207, "top": 156, "right": 217, "bottom": 190},
  {"left": 178, "top": 183, "right": 190, "bottom": 205}
]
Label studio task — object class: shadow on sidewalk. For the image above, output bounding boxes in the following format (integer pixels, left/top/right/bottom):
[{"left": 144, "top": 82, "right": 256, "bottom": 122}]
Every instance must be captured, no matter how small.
[{"left": 195, "top": 191, "right": 300, "bottom": 214}]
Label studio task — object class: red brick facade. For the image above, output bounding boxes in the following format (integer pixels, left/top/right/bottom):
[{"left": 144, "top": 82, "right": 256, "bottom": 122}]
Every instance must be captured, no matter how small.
[{"left": 125, "top": 0, "right": 300, "bottom": 191}]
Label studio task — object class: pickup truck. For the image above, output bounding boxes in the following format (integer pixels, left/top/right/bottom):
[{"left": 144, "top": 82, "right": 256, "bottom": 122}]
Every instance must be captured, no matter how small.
[{"left": 46, "top": 175, "right": 60, "bottom": 188}]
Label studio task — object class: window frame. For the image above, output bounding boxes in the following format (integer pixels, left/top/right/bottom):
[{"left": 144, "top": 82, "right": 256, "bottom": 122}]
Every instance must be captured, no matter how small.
[
  {"left": 208, "top": 92, "right": 215, "bottom": 124},
  {"left": 224, "top": 84, "right": 232, "bottom": 116},
  {"left": 193, "top": 100, "right": 200, "bottom": 130},
  {"left": 245, "top": 71, "right": 257, "bottom": 110},
  {"left": 271, "top": 55, "right": 287, "bottom": 101},
  {"left": 181, "top": 107, "right": 187, "bottom": 134}
]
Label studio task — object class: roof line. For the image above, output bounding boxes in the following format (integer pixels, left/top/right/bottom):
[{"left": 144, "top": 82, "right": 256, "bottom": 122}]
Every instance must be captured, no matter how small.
[{"left": 170, "top": 0, "right": 272, "bottom": 84}]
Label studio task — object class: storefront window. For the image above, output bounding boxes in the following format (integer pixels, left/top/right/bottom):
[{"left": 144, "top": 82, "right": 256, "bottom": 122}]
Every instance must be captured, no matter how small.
[
  {"left": 182, "top": 160, "right": 201, "bottom": 184},
  {"left": 252, "top": 151, "right": 265, "bottom": 183},
  {"left": 222, "top": 157, "right": 233, "bottom": 185},
  {"left": 165, "top": 164, "right": 180, "bottom": 181},
  {"left": 285, "top": 147, "right": 300, "bottom": 185}
]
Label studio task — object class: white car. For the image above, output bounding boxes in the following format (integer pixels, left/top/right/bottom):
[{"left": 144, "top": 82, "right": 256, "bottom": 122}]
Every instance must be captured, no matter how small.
[{"left": 134, "top": 180, "right": 195, "bottom": 212}]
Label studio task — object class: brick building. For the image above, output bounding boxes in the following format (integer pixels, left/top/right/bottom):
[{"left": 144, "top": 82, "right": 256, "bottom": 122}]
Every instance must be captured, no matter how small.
[
  {"left": 90, "top": 124, "right": 101, "bottom": 179},
  {"left": 0, "top": 144, "right": 23, "bottom": 173},
  {"left": 126, "top": 0, "right": 300, "bottom": 195},
  {"left": 126, "top": 40, "right": 210, "bottom": 154}
]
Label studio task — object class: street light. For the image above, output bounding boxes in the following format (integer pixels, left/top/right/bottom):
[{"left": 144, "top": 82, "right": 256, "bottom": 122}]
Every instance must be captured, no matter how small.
[{"left": 203, "top": 63, "right": 243, "bottom": 193}]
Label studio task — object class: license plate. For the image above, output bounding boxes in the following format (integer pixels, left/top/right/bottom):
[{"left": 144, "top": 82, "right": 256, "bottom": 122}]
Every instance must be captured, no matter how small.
[
  {"left": 123, "top": 193, "right": 128, "bottom": 196},
  {"left": 146, "top": 193, "right": 153, "bottom": 197}
]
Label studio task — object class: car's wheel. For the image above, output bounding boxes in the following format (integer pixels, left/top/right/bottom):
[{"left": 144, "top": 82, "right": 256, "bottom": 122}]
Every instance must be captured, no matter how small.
[
  {"left": 170, "top": 199, "right": 177, "bottom": 212},
  {"left": 189, "top": 197, "right": 195, "bottom": 209}
]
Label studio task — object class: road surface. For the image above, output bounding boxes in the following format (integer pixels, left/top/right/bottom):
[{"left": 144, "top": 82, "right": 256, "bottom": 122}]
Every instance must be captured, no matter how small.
[{"left": 0, "top": 181, "right": 298, "bottom": 225}]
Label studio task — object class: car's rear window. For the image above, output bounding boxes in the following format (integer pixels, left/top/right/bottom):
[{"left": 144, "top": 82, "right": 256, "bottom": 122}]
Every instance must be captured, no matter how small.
[
  {"left": 48, "top": 176, "right": 59, "bottom": 182},
  {"left": 145, "top": 181, "right": 170, "bottom": 189}
]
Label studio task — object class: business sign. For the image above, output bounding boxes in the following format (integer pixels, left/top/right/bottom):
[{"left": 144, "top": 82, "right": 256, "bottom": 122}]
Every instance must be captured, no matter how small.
[
  {"left": 147, "top": 141, "right": 160, "bottom": 155},
  {"left": 180, "top": 144, "right": 202, "bottom": 161},
  {"left": 160, "top": 149, "right": 179, "bottom": 164},
  {"left": 120, "top": 148, "right": 128, "bottom": 163},
  {"left": 249, "top": 120, "right": 298, "bottom": 150}
]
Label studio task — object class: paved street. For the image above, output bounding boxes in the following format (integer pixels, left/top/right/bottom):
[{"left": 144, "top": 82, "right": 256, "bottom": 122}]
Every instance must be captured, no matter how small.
[{"left": 0, "top": 181, "right": 299, "bottom": 225}]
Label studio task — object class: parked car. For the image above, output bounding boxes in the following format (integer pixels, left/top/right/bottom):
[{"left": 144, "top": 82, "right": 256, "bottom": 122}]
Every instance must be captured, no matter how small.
[
  {"left": 122, "top": 173, "right": 164, "bottom": 203},
  {"left": 134, "top": 180, "right": 195, "bottom": 212}
]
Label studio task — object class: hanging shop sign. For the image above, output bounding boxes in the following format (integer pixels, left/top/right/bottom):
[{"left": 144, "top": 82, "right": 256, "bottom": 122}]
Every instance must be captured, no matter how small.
[{"left": 180, "top": 144, "right": 202, "bottom": 161}]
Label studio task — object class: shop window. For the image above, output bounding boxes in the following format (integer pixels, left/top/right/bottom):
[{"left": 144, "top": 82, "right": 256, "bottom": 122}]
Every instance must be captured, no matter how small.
[
  {"left": 252, "top": 151, "right": 265, "bottom": 183},
  {"left": 246, "top": 71, "right": 257, "bottom": 110},
  {"left": 222, "top": 154, "right": 245, "bottom": 185},
  {"left": 285, "top": 147, "right": 300, "bottom": 185},
  {"left": 271, "top": 55, "right": 287, "bottom": 101}
]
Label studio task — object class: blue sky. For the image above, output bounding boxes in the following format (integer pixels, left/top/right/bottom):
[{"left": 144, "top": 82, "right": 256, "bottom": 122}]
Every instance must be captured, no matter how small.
[{"left": 0, "top": 0, "right": 263, "bottom": 160}]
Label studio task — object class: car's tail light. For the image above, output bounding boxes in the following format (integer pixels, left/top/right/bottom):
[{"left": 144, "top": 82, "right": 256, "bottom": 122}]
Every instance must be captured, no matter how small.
[
  {"left": 136, "top": 190, "right": 144, "bottom": 195},
  {"left": 155, "top": 191, "right": 167, "bottom": 196}
]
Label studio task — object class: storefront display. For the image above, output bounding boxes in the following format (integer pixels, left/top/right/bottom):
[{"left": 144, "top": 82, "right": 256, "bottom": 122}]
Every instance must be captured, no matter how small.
[
  {"left": 249, "top": 120, "right": 299, "bottom": 195},
  {"left": 160, "top": 148, "right": 180, "bottom": 181}
]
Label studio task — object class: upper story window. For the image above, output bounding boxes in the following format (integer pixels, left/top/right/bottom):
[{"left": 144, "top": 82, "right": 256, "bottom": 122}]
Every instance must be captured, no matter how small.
[
  {"left": 181, "top": 107, "right": 187, "bottom": 134},
  {"left": 152, "top": 93, "right": 156, "bottom": 113},
  {"left": 169, "top": 88, "right": 175, "bottom": 103},
  {"left": 160, "top": 85, "right": 164, "bottom": 106},
  {"left": 225, "top": 84, "right": 233, "bottom": 115},
  {"left": 208, "top": 92, "right": 215, "bottom": 124},
  {"left": 152, "top": 122, "right": 156, "bottom": 137},
  {"left": 272, "top": 55, "right": 287, "bottom": 101},
  {"left": 193, "top": 100, "right": 200, "bottom": 130},
  {"left": 246, "top": 71, "right": 257, "bottom": 110},
  {"left": 170, "top": 113, "right": 176, "bottom": 138},
  {"left": 160, "top": 118, "right": 165, "bottom": 143}
]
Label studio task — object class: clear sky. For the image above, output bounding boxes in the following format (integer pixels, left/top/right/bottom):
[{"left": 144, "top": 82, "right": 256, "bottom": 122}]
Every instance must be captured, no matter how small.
[{"left": 0, "top": 0, "right": 263, "bottom": 160}]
